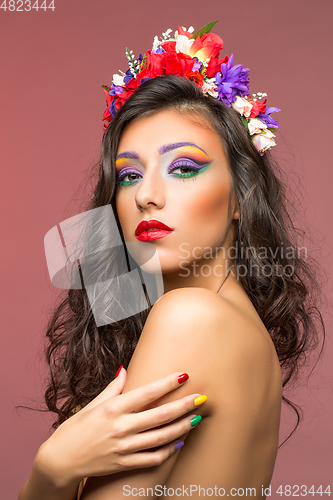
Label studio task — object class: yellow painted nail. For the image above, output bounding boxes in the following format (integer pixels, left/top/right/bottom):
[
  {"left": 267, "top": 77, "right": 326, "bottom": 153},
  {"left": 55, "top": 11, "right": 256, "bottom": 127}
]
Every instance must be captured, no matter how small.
[{"left": 194, "top": 395, "right": 207, "bottom": 406}]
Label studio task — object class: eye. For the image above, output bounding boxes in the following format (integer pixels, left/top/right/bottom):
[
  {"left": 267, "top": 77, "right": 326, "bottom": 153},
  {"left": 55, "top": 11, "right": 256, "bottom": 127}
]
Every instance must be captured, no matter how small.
[
  {"left": 168, "top": 158, "right": 209, "bottom": 179},
  {"left": 116, "top": 170, "right": 142, "bottom": 187}
]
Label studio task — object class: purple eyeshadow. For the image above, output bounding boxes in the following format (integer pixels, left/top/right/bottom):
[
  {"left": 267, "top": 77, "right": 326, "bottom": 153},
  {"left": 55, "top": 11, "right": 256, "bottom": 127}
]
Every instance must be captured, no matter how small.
[
  {"left": 167, "top": 158, "right": 209, "bottom": 174},
  {"left": 117, "top": 167, "right": 142, "bottom": 179}
]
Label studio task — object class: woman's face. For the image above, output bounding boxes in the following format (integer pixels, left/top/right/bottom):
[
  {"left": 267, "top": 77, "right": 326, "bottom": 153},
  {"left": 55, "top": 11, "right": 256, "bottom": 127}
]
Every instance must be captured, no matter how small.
[{"left": 115, "top": 108, "right": 239, "bottom": 278}]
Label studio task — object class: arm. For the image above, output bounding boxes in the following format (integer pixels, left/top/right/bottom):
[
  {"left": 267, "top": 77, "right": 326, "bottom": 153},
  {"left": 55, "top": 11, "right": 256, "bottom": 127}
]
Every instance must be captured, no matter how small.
[
  {"left": 18, "top": 366, "right": 200, "bottom": 500},
  {"left": 18, "top": 451, "right": 82, "bottom": 500},
  {"left": 81, "top": 287, "right": 282, "bottom": 499}
]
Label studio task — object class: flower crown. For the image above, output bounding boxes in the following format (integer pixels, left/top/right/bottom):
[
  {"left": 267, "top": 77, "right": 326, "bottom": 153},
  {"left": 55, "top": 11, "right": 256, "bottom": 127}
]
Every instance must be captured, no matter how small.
[{"left": 101, "top": 21, "right": 280, "bottom": 155}]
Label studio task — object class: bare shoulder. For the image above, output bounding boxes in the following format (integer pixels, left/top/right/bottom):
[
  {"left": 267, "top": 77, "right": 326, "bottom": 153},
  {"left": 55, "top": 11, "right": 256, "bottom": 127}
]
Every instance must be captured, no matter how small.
[
  {"left": 124, "top": 286, "right": 283, "bottom": 491},
  {"left": 149, "top": 286, "right": 237, "bottom": 332},
  {"left": 148, "top": 286, "right": 279, "bottom": 373},
  {"left": 125, "top": 286, "right": 282, "bottom": 418}
]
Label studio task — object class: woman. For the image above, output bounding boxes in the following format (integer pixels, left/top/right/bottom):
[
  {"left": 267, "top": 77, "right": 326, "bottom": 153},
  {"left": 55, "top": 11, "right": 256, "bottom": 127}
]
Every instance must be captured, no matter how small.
[{"left": 19, "top": 22, "right": 325, "bottom": 500}]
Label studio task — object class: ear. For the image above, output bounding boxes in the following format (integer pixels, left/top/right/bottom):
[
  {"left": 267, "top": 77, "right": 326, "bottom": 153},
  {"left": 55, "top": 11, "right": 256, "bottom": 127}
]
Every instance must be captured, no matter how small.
[{"left": 231, "top": 191, "right": 240, "bottom": 220}]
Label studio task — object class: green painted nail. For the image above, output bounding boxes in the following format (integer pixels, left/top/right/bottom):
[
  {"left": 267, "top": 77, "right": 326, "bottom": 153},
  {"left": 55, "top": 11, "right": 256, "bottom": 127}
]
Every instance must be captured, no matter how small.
[{"left": 190, "top": 415, "right": 202, "bottom": 427}]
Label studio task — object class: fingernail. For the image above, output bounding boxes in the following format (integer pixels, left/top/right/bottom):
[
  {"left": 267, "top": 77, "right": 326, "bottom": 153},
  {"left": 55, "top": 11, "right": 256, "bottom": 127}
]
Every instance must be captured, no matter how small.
[
  {"left": 177, "top": 373, "right": 189, "bottom": 384},
  {"left": 175, "top": 441, "right": 184, "bottom": 450},
  {"left": 115, "top": 365, "right": 123, "bottom": 378},
  {"left": 194, "top": 395, "right": 207, "bottom": 406},
  {"left": 190, "top": 415, "right": 202, "bottom": 427}
]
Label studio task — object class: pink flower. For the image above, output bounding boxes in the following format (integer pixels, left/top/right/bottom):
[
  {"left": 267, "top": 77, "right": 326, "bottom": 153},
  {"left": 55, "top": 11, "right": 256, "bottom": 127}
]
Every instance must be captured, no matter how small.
[
  {"left": 252, "top": 130, "right": 276, "bottom": 154},
  {"left": 202, "top": 79, "right": 218, "bottom": 97},
  {"left": 175, "top": 34, "right": 196, "bottom": 55},
  {"left": 231, "top": 96, "right": 253, "bottom": 118},
  {"left": 248, "top": 118, "right": 267, "bottom": 135}
]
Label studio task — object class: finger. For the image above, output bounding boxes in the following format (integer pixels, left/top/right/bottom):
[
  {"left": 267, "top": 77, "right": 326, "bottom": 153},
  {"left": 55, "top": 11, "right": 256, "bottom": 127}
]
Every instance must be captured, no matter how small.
[
  {"left": 128, "top": 393, "right": 206, "bottom": 434},
  {"left": 120, "top": 411, "right": 202, "bottom": 454},
  {"left": 110, "top": 372, "right": 190, "bottom": 415},
  {"left": 83, "top": 368, "right": 127, "bottom": 412},
  {"left": 116, "top": 436, "right": 189, "bottom": 471}
]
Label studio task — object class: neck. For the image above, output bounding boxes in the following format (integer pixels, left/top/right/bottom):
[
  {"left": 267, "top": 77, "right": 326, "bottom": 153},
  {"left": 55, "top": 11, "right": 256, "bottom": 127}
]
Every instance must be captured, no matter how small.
[{"left": 161, "top": 234, "right": 238, "bottom": 295}]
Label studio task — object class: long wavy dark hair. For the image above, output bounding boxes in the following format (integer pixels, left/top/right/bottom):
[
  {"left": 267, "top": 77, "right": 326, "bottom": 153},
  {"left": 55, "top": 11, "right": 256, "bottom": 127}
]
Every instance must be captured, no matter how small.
[{"left": 44, "top": 75, "right": 326, "bottom": 447}]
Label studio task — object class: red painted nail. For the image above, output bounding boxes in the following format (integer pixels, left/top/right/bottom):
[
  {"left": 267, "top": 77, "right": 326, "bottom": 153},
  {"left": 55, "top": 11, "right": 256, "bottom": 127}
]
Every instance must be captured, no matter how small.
[
  {"left": 177, "top": 373, "right": 189, "bottom": 384},
  {"left": 115, "top": 365, "right": 123, "bottom": 378}
]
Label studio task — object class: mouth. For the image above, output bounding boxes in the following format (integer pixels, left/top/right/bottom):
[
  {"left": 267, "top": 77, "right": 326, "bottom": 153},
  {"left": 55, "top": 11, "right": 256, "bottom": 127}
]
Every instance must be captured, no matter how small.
[{"left": 135, "top": 219, "right": 174, "bottom": 241}]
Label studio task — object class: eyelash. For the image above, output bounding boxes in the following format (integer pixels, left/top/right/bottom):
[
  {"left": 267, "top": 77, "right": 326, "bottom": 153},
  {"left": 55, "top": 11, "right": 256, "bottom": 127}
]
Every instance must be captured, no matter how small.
[{"left": 116, "top": 159, "right": 209, "bottom": 187}]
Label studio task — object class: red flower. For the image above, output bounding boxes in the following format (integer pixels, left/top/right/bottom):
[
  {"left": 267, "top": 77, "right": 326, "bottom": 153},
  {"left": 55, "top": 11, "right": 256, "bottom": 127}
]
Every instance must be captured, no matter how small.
[
  {"left": 188, "top": 33, "right": 224, "bottom": 60},
  {"left": 185, "top": 71, "right": 204, "bottom": 87},
  {"left": 102, "top": 88, "right": 113, "bottom": 122},
  {"left": 102, "top": 107, "right": 112, "bottom": 122},
  {"left": 160, "top": 41, "right": 176, "bottom": 53},
  {"left": 248, "top": 98, "right": 267, "bottom": 118},
  {"left": 164, "top": 51, "right": 195, "bottom": 75},
  {"left": 177, "top": 26, "right": 194, "bottom": 38},
  {"left": 206, "top": 55, "right": 229, "bottom": 78},
  {"left": 118, "top": 77, "right": 143, "bottom": 107},
  {"left": 141, "top": 50, "right": 167, "bottom": 77}
]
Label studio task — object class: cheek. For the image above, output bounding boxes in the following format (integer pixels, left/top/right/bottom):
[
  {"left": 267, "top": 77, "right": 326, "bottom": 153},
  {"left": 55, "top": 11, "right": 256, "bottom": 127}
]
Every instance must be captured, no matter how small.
[
  {"left": 184, "top": 178, "right": 231, "bottom": 234},
  {"left": 115, "top": 192, "right": 131, "bottom": 236}
]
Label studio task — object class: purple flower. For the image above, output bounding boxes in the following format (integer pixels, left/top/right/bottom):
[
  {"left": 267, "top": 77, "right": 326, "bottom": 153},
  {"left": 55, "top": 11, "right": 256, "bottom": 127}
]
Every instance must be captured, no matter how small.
[
  {"left": 192, "top": 57, "right": 202, "bottom": 73},
  {"left": 109, "top": 84, "right": 124, "bottom": 96},
  {"left": 258, "top": 107, "right": 281, "bottom": 129},
  {"left": 215, "top": 54, "right": 250, "bottom": 106},
  {"left": 152, "top": 47, "right": 165, "bottom": 54}
]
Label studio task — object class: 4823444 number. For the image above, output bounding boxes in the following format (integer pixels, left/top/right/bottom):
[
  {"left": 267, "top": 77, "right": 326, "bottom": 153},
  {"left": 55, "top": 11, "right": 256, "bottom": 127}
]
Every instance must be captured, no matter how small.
[
  {"left": 275, "top": 484, "right": 331, "bottom": 496},
  {"left": 1, "top": 0, "right": 55, "bottom": 11}
]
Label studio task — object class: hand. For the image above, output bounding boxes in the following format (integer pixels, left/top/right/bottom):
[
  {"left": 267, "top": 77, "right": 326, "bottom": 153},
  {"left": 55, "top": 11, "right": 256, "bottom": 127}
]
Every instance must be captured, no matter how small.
[{"left": 36, "top": 368, "right": 207, "bottom": 488}]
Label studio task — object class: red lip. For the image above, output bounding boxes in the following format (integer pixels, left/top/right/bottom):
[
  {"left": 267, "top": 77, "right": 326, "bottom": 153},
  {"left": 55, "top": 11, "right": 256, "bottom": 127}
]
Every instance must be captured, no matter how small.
[{"left": 135, "top": 219, "right": 173, "bottom": 240}]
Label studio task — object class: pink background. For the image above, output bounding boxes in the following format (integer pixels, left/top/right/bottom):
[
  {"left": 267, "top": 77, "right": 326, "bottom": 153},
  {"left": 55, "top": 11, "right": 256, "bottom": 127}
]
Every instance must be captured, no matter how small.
[{"left": 1, "top": 0, "right": 332, "bottom": 497}]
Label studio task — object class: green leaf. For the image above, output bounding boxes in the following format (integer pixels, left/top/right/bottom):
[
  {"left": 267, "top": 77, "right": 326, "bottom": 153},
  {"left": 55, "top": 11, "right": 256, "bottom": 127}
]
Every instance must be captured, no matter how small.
[
  {"left": 101, "top": 84, "right": 111, "bottom": 92},
  {"left": 190, "top": 20, "right": 219, "bottom": 39},
  {"left": 241, "top": 116, "right": 249, "bottom": 131}
]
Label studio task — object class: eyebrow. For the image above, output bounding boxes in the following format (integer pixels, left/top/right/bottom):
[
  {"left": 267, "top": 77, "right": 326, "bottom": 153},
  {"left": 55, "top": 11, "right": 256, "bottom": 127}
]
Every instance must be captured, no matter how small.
[
  {"left": 115, "top": 142, "right": 208, "bottom": 161},
  {"left": 116, "top": 152, "right": 140, "bottom": 160},
  {"left": 158, "top": 142, "right": 208, "bottom": 155}
]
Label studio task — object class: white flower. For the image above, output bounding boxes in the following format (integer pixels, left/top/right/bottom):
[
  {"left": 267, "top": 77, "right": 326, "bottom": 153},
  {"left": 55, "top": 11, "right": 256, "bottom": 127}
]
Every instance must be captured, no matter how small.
[
  {"left": 252, "top": 129, "right": 276, "bottom": 154},
  {"left": 231, "top": 96, "right": 253, "bottom": 118},
  {"left": 247, "top": 118, "right": 267, "bottom": 136},
  {"left": 175, "top": 34, "right": 195, "bottom": 55},
  {"left": 202, "top": 79, "right": 218, "bottom": 98},
  {"left": 152, "top": 35, "right": 160, "bottom": 51},
  {"left": 112, "top": 73, "right": 126, "bottom": 87}
]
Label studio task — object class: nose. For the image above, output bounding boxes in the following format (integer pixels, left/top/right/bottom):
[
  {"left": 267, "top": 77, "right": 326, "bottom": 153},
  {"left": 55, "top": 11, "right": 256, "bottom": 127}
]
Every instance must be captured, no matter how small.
[{"left": 135, "top": 169, "right": 166, "bottom": 212}]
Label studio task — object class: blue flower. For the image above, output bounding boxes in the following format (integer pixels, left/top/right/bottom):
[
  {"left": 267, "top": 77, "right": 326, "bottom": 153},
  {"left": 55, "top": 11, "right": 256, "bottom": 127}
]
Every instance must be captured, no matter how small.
[
  {"left": 109, "top": 99, "right": 118, "bottom": 118},
  {"left": 215, "top": 54, "right": 250, "bottom": 106},
  {"left": 123, "top": 68, "right": 135, "bottom": 84},
  {"left": 140, "top": 77, "right": 152, "bottom": 85}
]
